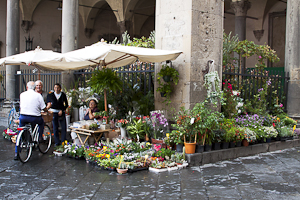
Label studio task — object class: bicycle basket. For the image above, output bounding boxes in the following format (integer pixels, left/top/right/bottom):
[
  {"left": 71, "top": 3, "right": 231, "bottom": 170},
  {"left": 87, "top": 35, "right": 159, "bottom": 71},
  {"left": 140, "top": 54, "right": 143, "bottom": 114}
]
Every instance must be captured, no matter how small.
[{"left": 42, "top": 112, "right": 53, "bottom": 123}]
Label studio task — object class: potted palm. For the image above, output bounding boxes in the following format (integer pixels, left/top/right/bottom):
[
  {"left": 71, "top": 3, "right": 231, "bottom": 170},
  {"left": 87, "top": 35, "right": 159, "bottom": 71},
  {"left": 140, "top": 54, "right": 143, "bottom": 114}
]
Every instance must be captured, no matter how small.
[{"left": 89, "top": 68, "right": 123, "bottom": 115}]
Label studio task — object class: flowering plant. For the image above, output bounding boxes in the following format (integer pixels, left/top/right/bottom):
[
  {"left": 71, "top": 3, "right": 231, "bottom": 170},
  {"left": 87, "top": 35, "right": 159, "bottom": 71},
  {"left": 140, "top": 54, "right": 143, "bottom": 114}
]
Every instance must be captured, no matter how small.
[
  {"left": 65, "top": 143, "right": 85, "bottom": 158},
  {"left": 151, "top": 111, "right": 168, "bottom": 139},
  {"left": 235, "top": 114, "right": 264, "bottom": 129},
  {"left": 118, "top": 119, "right": 129, "bottom": 128},
  {"left": 262, "top": 126, "right": 278, "bottom": 138},
  {"left": 242, "top": 127, "right": 257, "bottom": 142}
]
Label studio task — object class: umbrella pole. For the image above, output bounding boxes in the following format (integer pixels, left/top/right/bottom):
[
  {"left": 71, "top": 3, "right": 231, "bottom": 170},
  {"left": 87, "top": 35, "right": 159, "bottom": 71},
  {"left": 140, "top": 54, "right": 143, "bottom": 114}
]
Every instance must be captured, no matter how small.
[
  {"left": 102, "top": 65, "right": 108, "bottom": 124},
  {"left": 38, "top": 69, "right": 41, "bottom": 80},
  {"left": 104, "top": 89, "right": 108, "bottom": 124}
]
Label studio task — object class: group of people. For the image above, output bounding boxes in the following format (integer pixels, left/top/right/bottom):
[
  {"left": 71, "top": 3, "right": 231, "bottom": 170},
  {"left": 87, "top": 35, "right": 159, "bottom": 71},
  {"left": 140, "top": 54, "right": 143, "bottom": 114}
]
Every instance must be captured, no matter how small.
[
  {"left": 14, "top": 80, "right": 102, "bottom": 160},
  {"left": 14, "top": 80, "right": 68, "bottom": 160}
]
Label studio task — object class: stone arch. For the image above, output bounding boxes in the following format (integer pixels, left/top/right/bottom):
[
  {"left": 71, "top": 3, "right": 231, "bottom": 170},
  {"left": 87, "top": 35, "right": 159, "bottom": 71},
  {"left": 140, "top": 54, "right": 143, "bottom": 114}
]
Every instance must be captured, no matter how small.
[
  {"left": 124, "top": 0, "right": 155, "bottom": 37},
  {"left": 20, "top": 0, "right": 41, "bottom": 33}
]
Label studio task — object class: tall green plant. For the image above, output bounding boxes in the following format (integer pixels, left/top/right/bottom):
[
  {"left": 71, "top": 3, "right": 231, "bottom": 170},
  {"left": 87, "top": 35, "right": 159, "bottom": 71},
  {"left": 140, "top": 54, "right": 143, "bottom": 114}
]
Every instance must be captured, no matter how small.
[{"left": 89, "top": 68, "right": 123, "bottom": 94}]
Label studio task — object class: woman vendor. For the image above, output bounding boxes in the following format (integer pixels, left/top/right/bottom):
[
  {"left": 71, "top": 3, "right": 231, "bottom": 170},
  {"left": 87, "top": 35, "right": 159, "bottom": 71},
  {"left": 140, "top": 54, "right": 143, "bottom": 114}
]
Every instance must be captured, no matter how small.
[{"left": 84, "top": 99, "right": 100, "bottom": 120}]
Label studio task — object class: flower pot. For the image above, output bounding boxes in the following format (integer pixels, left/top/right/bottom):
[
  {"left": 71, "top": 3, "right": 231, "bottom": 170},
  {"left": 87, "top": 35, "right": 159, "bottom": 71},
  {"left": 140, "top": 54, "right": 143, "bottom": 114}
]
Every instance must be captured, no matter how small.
[
  {"left": 184, "top": 142, "right": 196, "bottom": 154},
  {"left": 242, "top": 139, "right": 249, "bottom": 147},
  {"left": 229, "top": 142, "right": 235, "bottom": 148},
  {"left": 221, "top": 142, "right": 229, "bottom": 149},
  {"left": 281, "top": 137, "right": 288, "bottom": 141},
  {"left": 204, "top": 144, "right": 212, "bottom": 152},
  {"left": 151, "top": 138, "right": 164, "bottom": 144},
  {"left": 117, "top": 168, "right": 128, "bottom": 174},
  {"left": 195, "top": 144, "right": 204, "bottom": 153},
  {"left": 163, "top": 75, "right": 172, "bottom": 82},
  {"left": 160, "top": 92, "right": 166, "bottom": 97},
  {"left": 212, "top": 143, "right": 221, "bottom": 150},
  {"left": 236, "top": 141, "right": 242, "bottom": 147},
  {"left": 120, "top": 127, "right": 126, "bottom": 139},
  {"left": 288, "top": 136, "right": 294, "bottom": 140},
  {"left": 266, "top": 138, "right": 271, "bottom": 143},
  {"left": 176, "top": 144, "right": 183, "bottom": 152}
]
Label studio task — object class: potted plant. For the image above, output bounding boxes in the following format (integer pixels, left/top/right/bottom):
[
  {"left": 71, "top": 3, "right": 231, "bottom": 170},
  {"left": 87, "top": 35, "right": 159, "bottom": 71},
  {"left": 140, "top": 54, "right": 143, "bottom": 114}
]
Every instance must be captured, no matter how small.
[
  {"left": 242, "top": 127, "right": 257, "bottom": 146},
  {"left": 89, "top": 68, "right": 123, "bottom": 114},
  {"left": 262, "top": 126, "right": 278, "bottom": 142},
  {"left": 89, "top": 122, "right": 98, "bottom": 131},
  {"left": 191, "top": 101, "right": 223, "bottom": 151},
  {"left": 172, "top": 107, "right": 197, "bottom": 154},
  {"left": 169, "top": 130, "right": 184, "bottom": 152},
  {"left": 156, "top": 64, "right": 179, "bottom": 104}
]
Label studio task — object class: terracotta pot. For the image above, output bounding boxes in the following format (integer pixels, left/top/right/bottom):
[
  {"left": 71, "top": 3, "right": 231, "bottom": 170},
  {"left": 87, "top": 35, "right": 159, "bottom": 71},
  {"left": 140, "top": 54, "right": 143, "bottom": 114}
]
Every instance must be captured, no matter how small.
[
  {"left": 117, "top": 168, "right": 128, "bottom": 174},
  {"left": 242, "top": 139, "right": 249, "bottom": 147},
  {"left": 184, "top": 142, "right": 196, "bottom": 154}
]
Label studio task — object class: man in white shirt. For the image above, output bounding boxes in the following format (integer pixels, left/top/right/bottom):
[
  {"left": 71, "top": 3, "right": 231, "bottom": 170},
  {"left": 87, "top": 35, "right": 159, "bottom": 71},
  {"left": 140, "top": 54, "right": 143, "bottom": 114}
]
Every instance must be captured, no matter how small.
[
  {"left": 35, "top": 80, "right": 48, "bottom": 103},
  {"left": 14, "top": 81, "right": 48, "bottom": 160}
]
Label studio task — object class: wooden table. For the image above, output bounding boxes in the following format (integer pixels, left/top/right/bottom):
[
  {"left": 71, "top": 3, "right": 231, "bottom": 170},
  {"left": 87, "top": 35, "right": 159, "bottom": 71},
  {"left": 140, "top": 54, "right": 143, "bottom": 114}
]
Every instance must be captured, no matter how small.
[{"left": 70, "top": 127, "right": 111, "bottom": 145}]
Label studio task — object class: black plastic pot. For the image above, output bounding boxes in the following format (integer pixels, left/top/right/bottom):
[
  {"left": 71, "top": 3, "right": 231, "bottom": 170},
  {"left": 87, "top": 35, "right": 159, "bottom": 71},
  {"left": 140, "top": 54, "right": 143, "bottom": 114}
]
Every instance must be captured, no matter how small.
[
  {"left": 213, "top": 143, "right": 221, "bottom": 150},
  {"left": 204, "top": 144, "right": 212, "bottom": 152},
  {"left": 195, "top": 144, "right": 204, "bottom": 153},
  {"left": 236, "top": 141, "right": 242, "bottom": 147},
  {"left": 176, "top": 144, "right": 183, "bottom": 152},
  {"left": 221, "top": 142, "right": 229, "bottom": 149},
  {"left": 163, "top": 75, "right": 172, "bottom": 82},
  {"left": 229, "top": 142, "right": 235, "bottom": 148}
]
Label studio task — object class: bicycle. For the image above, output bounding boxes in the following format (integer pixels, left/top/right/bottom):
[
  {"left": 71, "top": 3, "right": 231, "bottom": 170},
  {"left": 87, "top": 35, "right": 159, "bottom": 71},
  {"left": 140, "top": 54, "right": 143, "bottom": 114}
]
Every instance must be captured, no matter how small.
[
  {"left": 16, "top": 123, "right": 52, "bottom": 163},
  {"left": 7, "top": 101, "right": 20, "bottom": 130}
]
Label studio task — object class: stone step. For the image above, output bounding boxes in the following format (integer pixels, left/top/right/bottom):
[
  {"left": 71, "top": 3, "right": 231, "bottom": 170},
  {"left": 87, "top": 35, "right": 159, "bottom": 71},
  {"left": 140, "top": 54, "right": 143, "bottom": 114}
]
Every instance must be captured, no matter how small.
[{"left": 186, "top": 139, "right": 300, "bottom": 166}]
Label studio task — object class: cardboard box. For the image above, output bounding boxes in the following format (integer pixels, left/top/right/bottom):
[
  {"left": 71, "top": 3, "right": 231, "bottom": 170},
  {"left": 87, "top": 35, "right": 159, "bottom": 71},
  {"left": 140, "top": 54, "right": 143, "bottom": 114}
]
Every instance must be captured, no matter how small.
[
  {"left": 100, "top": 124, "right": 110, "bottom": 130},
  {"left": 104, "top": 130, "right": 120, "bottom": 141}
]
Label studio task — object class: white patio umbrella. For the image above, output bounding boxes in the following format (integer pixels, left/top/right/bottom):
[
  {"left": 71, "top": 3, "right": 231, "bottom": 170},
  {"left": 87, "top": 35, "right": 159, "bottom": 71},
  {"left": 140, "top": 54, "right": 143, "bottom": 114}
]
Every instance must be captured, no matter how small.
[
  {"left": 0, "top": 46, "right": 63, "bottom": 67},
  {"left": 33, "top": 41, "right": 182, "bottom": 71}
]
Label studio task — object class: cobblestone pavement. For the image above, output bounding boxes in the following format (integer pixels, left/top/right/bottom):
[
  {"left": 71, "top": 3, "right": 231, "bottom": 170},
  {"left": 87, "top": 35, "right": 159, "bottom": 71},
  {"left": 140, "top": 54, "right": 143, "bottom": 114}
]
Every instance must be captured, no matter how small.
[{"left": 1, "top": 126, "right": 300, "bottom": 200}]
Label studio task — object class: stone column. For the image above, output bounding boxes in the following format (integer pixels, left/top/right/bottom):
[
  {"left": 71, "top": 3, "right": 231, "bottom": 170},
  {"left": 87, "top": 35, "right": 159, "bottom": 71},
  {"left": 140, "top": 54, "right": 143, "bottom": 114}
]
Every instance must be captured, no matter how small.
[
  {"left": 230, "top": 0, "right": 251, "bottom": 73},
  {"left": 61, "top": 0, "right": 78, "bottom": 89},
  {"left": 155, "top": 0, "right": 224, "bottom": 114},
  {"left": 285, "top": 0, "right": 300, "bottom": 117},
  {"left": 118, "top": 21, "right": 126, "bottom": 43},
  {"left": 6, "top": 0, "right": 20, "bottom": 100}
]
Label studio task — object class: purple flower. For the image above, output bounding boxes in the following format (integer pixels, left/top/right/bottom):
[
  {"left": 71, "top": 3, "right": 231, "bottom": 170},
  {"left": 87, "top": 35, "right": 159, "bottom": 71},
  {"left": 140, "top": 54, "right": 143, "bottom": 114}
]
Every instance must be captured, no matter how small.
[
  {"left": 258, "top": 88, "right": 263, "bottom": 92},
  {"left": 259, "top": 56, "right": 262, "bottom": 59}
]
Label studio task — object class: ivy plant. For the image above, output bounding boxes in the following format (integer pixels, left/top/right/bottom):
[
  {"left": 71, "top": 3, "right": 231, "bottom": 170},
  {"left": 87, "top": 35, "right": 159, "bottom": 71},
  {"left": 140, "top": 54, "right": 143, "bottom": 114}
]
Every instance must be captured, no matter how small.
[{"left": 156, "top": 64, "right": 179, "bottom": 105}]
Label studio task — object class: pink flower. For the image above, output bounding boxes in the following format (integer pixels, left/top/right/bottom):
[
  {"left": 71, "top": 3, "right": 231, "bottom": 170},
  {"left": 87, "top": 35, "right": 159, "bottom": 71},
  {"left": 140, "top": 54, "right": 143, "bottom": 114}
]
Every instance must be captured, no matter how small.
[
  {"left": 279, "top": 104, "right": 283, "bottom": 107},
  {"left": 259, "top": 56, "right": 262, "bottom": 59}
]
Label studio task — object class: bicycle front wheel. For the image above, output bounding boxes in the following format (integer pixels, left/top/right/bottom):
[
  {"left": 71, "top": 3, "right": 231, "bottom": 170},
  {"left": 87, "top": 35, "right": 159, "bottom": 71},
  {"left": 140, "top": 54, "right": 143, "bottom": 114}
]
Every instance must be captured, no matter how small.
[
  {"left": 38, "top": 125, "right": 52, "bottom": 154},
  {"left": 17, "top": 130, "right": 33, "bottom": 163}
]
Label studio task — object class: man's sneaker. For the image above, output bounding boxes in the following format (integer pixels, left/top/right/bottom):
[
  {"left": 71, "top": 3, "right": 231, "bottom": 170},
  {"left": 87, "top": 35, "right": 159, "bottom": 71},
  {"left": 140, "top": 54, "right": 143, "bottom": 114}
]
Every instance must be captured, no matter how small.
[{"left": 14, "top": 155, "right": 18, "bottom": 160}]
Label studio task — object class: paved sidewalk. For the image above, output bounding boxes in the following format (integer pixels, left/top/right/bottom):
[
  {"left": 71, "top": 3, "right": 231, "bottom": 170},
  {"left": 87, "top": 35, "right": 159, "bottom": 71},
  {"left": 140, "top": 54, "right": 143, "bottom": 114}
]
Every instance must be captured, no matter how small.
[{"left": 1, "top": 125, "right": 300, "bottom": 199}]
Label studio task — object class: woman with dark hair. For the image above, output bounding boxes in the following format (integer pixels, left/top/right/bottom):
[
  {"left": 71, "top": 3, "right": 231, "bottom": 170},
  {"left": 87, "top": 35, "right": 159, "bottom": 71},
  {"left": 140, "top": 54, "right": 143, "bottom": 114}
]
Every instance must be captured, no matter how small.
[
  {"left": 84, "top": 99, "right": 100, "bottom": 120},
  {"left": 46, "top": 83, "right": 68, "bottom": 146}
]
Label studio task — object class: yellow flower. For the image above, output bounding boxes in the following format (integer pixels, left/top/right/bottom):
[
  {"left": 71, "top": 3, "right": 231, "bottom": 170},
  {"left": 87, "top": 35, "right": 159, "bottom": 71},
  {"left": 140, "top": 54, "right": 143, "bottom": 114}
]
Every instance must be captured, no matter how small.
[
  {"left": 146, "top": 142, "right": 150, "bottom": 146},
  {"left": 106, "top": 154, "right": 110, "bottom": 158},
  {"left": 277, "top": 117, "right": 280, "bottom": 121},
  {"left": 96, "top": 154, "right": 101, "bottom": 158},
  {"left": 166, "top": 133, "right": 170, "bottom": 138},
  {"left": 103, "top": 146, "right": 107, "bottom": 150},
  {"left": 293, "top": 125, "right": 296, "bottom": 131}
]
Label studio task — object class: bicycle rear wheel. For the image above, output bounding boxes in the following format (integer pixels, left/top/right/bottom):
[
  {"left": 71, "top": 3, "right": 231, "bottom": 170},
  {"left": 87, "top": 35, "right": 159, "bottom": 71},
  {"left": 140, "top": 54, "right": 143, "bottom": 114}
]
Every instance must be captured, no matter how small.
[
  {"left": 38, "top": 125, "right": 52, "bottom": 154},
  {"left": 17, "top": 130, "right": 33, "bottom": 163}
]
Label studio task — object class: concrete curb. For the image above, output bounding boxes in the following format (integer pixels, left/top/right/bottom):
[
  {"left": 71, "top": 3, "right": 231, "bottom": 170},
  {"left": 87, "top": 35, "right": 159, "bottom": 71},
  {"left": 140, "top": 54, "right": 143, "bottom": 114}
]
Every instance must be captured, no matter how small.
[{"left": 186, "top": 139, "right": 300, "bottom": 166}]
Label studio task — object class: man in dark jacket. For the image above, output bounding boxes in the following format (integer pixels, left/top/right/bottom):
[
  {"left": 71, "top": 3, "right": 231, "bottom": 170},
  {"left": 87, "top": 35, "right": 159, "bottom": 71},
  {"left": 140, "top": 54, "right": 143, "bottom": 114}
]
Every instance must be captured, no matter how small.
[{"left": 47, "top": 83, "right": 68, "bottom": 146}]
